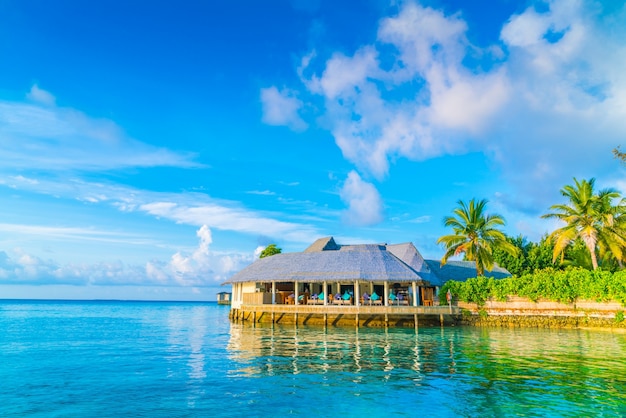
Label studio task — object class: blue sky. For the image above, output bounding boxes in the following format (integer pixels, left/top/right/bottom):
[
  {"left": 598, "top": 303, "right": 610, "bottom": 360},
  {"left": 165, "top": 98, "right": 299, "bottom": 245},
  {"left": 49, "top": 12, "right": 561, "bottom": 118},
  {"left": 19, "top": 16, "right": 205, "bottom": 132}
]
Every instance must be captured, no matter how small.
[{"left": 1, "top": 0, "right": 625, "bottom": 301}]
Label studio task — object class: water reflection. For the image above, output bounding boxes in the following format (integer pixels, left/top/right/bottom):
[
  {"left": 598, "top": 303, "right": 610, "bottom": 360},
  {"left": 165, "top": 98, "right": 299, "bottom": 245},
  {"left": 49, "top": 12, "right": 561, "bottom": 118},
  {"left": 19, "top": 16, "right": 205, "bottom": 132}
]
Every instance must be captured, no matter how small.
[
  {"left": 165, "top": 305, "right": 210, "bottom": 408},
  {"left": 227, "top": 323, "right": 456, "bottom": 379},
  {"left": 227, "top": 323, "right": 626, "bottom": 415}
]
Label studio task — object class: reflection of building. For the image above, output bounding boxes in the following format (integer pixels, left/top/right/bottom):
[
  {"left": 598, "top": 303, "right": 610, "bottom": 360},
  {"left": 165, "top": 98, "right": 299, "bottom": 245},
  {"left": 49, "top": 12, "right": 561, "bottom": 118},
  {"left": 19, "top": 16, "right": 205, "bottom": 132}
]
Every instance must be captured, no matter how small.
[
  {"left": 226, "top": 323, "right": 449, "bottom": 378},
  {"left": 223, "top": 237, "right": 509, "bottom": 327},
  {"left": 216, "top": 292, "right": 232, "bottom": 305}
]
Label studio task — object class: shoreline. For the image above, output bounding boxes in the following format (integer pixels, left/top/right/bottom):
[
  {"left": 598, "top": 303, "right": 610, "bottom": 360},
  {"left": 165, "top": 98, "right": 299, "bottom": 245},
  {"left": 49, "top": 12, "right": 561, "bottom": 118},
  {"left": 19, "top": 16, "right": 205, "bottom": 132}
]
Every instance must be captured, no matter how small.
[{"left": 459, "top": 313, "right": 626, "bottom": 331}]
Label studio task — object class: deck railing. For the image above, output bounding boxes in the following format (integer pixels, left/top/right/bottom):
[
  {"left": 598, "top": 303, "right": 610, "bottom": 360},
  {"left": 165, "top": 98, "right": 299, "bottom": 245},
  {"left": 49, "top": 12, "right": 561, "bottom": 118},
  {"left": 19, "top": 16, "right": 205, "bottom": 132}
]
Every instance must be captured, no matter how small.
[{"left": 239, "top": 303, "right": 459, "bottom": 316}]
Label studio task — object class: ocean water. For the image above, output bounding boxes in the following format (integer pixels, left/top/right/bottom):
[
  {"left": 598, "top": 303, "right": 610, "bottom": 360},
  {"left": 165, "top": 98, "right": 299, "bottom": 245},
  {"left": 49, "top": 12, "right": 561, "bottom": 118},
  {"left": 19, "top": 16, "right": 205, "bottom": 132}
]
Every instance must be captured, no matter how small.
[{"left": 1, "top": 301, "right": 625, "bottom": 417}]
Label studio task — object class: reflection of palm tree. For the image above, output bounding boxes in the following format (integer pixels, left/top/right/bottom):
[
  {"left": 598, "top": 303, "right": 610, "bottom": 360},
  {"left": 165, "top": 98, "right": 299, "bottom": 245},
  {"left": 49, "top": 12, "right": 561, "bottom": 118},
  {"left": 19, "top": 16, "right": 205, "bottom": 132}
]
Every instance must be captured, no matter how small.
[
  {"left": 542, "top": 178, "right": 626, "bottom": 270},
  {"left": 437, "top": 198, "right": 518, "bottom": 276}
]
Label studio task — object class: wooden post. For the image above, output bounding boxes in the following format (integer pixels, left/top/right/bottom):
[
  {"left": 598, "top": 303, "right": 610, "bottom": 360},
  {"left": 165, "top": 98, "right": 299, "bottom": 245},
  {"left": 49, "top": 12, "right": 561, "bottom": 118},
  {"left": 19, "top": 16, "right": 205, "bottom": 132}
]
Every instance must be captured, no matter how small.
[
  {"left": 323, "top": 281, "right": 328, "bottom": 306},
  {"left": 384, "top": 282, "right": 389, "bottom": 307},
  {"left": 412, "top": 281, "right": 418, "bottom": 307},
  {"left": 272, "top": 281, "right": 276, "bottom": 304}
]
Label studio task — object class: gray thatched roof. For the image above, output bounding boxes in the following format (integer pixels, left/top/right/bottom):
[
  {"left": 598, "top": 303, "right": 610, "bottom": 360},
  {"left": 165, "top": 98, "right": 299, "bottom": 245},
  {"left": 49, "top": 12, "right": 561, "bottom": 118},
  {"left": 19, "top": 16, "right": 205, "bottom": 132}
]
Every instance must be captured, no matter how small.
[
  {"left": 225, "top": 239, "right": 437, "bottom": 285},
  {"left": 224, "top": 237, "right": 511, "bottom": 286},
  {"left": 304, "top": 236, "right": 339, "bottom": 252},
  {"left": 386, "top": 243, "right": 444, "bottom": 286},
  {"left": 424, "top": 260, "right": 510, "bottom": 282}
]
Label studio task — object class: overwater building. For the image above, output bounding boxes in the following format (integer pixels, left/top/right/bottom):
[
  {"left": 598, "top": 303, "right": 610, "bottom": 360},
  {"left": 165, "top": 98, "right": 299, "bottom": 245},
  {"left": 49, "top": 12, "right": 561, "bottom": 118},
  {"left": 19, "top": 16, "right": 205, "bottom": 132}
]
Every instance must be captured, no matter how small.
[{"left": 223, "top": 237, "right": 509, "bottom": 326}]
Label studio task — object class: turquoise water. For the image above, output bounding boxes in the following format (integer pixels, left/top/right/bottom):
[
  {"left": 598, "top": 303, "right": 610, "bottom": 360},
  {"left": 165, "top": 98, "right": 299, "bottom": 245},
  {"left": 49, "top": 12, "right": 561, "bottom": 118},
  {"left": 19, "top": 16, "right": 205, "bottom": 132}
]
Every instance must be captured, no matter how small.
[{"left": 1, "top": 301, "right": 625, "bottom": 417}]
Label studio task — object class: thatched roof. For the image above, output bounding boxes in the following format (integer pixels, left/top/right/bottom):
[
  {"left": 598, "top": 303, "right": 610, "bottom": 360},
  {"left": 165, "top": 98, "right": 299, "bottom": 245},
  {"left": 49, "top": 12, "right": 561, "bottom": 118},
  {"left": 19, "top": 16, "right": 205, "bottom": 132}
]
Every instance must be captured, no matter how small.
[
  {"left": 225, "top": 238, "right": 446, "bottom": 285},
  {"left": 424, "top": 260, "right": 510, "bottom": 282},
  {"left": 304, "top": 236, "right": 339, "bottom": 252},
  {"left": 387, "top": 243, "right": 443, "bottom": 286}
]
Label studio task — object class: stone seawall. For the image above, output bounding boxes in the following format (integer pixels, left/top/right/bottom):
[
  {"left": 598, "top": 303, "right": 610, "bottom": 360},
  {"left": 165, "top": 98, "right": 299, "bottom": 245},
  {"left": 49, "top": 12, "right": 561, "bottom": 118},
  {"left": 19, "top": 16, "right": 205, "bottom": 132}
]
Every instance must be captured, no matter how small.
[{"left": 456, "top": 297, "right": 626, "bottom": 330}]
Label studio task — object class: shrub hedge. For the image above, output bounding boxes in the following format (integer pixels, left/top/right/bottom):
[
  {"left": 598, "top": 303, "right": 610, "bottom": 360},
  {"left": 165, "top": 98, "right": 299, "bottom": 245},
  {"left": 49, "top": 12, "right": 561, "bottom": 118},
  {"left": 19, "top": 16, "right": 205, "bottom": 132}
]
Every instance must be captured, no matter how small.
[{"left": 440, "top": 267, "right": 626, "bottom": 306}]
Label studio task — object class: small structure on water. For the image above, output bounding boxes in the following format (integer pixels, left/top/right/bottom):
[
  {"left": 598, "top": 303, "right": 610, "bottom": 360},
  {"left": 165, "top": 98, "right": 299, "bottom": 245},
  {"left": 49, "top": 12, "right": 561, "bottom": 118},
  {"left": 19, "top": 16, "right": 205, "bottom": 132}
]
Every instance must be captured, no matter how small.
[
  {"left": 216, "top": 291, "right": 232, "bottom": 305},
  {"left": 223, "top": 237, "right": 509, "bottom": 327}
]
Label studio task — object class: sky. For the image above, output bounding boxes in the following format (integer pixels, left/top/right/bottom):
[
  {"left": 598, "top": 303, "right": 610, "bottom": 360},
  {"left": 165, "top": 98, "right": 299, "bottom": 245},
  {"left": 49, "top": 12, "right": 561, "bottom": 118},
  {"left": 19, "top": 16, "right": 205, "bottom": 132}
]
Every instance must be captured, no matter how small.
[{"left": 0, "top": 0, "right": 625, "bottom": 301}]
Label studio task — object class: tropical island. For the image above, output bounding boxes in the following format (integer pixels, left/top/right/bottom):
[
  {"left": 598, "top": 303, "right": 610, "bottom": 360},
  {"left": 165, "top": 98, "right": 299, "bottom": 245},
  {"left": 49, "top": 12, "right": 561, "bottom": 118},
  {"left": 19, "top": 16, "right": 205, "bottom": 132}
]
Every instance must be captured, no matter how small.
[{"left": 225, "top": 176, "right": 626, "bottom": 330}]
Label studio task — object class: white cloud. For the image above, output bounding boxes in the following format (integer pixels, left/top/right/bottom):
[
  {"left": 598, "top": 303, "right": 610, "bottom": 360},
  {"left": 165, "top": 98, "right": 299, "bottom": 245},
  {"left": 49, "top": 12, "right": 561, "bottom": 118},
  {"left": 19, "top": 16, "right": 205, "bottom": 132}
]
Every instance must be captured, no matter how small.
[
  {"left": 146, "top": 225, "right": 257, "bottom": 286},
  {"left": 297, "top": 2, "right": 510, "bottom": 179},
  {"left": 409, "top": 215, "right": 431, "bottom": 224},
  {"left": 488, "top": 0, "right": 626, "bottom": 211},
  {"left": 253, "top": 245, "right": 265, "bottom": 259},
  {"left": 246, "top": 190, "right": 276, "bottom": 196},
  {"left": 284, "top": 0, "right": 626, "bottom": 217},
  {"left": 339, "top": 170, "right": 383, "bottom": 226},
  {"left": 260, "top": 86, "right": 307, "bottom": 131},
  {"left": 0, "top": 86, "right": 199, "bottom": 172},
  {"left": 139, "top": 200, "right": 320, "bottom": 242},
  {"left": 312, "top": 47, "right": 379, "bottom": 99},
  {"left": 27, "top": 84, "right": 56, "bottom": 106},
  {"left": 1, "top": 174, "right": 323, "bottom": 244},
  {"left": 0, "top": 225, "right": 257, "bottom": 287},
  {"left": 0, "top": 222, "right": 157, "bottom": 246}
]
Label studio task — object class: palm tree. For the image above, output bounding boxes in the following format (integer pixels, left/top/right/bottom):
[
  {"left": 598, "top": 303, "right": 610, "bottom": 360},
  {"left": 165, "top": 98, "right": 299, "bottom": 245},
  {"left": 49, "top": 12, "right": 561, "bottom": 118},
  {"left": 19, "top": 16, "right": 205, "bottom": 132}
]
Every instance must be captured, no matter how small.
[
  {"left": 595, "top": 189, "right": 626, "bottom": 268},
  {"left": 437, "top": 198, "right": 518, "bottom": 276},
  {"left": 541, "top": 178, "right": 626, "bottom": 270}
]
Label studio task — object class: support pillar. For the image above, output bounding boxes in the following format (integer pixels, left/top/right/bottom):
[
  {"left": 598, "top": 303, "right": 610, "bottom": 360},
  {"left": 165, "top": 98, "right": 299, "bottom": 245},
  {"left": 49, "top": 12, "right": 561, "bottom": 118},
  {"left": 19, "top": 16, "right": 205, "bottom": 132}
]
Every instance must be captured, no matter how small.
[
  {"left": 412, "top": 282, "right": 418, "bottom": 307},
  {"left": 384, "top": 282, "right": 389, "bottom": 307}
]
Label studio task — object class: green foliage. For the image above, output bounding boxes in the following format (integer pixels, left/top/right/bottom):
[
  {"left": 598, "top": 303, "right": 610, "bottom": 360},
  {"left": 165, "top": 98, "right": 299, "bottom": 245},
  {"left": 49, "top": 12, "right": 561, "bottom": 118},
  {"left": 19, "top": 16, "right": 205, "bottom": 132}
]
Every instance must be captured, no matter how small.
[
  {"left": 441, "top": 267, "right": 626, "bottom": 307},
  {"left": 492, "top": 234, "right": 557, "bottom": 276},
  {"left": 613, "top": 146, "right": 626, "bottom": 164},
  {"left": 438, "top": 198, "right": 519, "bottom": 276},
  {"left": 478, "top": 308, "right": 488, "bottom": 319},
  {"left": 542, "top": 177, "right": 626, "bottom": 270},
  {"left": 259, "top": 244, "right": 282, "bottom": 258},
  {"left": 615, "top": 311, "right": 625, "bottom": 323}
]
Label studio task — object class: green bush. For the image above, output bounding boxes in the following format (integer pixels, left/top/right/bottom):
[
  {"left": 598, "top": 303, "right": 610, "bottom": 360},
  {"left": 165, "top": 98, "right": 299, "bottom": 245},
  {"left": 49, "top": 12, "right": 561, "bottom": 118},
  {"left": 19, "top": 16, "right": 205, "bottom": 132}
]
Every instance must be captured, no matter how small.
[
  {"left": 441, "top": 267, "right": 626, "bottom": 307},
  {"left": 478, "top": 308, "right": 488, "bottom": 319}
]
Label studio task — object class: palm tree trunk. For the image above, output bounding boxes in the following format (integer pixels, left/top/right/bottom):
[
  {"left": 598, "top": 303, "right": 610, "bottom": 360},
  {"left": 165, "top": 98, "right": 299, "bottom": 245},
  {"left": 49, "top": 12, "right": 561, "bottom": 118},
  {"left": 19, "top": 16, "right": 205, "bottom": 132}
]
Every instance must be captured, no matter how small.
[{"left": 585, "top": 241, "right": 599, "bottom": 270}]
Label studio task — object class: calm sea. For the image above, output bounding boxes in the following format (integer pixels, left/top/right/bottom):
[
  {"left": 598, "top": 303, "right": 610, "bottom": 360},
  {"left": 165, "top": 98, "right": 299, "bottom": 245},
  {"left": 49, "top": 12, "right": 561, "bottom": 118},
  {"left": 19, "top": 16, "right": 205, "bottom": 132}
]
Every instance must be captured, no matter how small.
[{"left": 1, "top": 300, "right": 624, "bottom": 417}]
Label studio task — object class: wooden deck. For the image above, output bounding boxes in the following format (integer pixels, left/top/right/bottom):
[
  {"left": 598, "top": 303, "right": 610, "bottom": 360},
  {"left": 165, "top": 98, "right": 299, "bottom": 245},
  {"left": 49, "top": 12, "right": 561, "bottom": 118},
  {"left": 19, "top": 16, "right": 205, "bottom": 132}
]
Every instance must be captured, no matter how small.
[{"left": 230, "top": 304, "right": 461, "bottom": 327}]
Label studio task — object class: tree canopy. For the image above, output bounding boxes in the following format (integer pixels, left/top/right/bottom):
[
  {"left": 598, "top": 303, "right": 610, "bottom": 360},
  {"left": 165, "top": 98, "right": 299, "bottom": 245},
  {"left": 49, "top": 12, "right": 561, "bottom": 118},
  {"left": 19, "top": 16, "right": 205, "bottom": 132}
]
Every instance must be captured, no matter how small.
[
  {"left": 259, "top": 244, "right": 282, "bottom": 258},
  {"left": 492, "top": 234, "right": 555, "bottom": 276},
  {"left": 542, "top": 178, "right": 626, "bottom": 270},
  {"left": 437, "top": 198, "right": 519, "bottom": 276}
]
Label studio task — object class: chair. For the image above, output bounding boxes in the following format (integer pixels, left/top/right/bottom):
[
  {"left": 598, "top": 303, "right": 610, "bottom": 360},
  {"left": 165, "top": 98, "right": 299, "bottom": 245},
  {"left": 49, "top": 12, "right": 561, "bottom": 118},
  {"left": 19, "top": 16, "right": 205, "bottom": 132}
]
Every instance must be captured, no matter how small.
[
  {"left": 332, "top": 293, "right": 342, "bottom": 305},
  {"left": 342, "top": 292, "right": 352, "bottom": 305},
  {"left": 370, "top": 292, "right": 382, "bottom": 305},
  {"left": 361, "top": 292, "right": 370, "bottom": 306},
  {"left": 389, "top": 292, "right": 397, "bottom": 306},
  {"left": 398, "top": 293, "right": 409, "bottom": 306}
]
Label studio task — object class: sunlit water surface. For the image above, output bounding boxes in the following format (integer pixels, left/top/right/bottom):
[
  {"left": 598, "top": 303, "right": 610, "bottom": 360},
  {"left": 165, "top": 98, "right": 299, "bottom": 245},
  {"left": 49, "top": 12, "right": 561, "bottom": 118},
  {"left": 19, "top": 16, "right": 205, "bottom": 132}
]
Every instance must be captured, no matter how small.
[{"left": 1, "top": 300, "right": 624, "bottom": 417}]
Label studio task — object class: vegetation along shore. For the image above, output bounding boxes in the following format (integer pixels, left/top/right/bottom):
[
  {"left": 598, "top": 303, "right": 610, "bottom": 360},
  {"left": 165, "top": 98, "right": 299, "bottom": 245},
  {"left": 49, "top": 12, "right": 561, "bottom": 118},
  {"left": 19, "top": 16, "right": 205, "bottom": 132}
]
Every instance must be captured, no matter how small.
[{"left": 438, "top": 172, "right": 626, "bottom": 330}]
